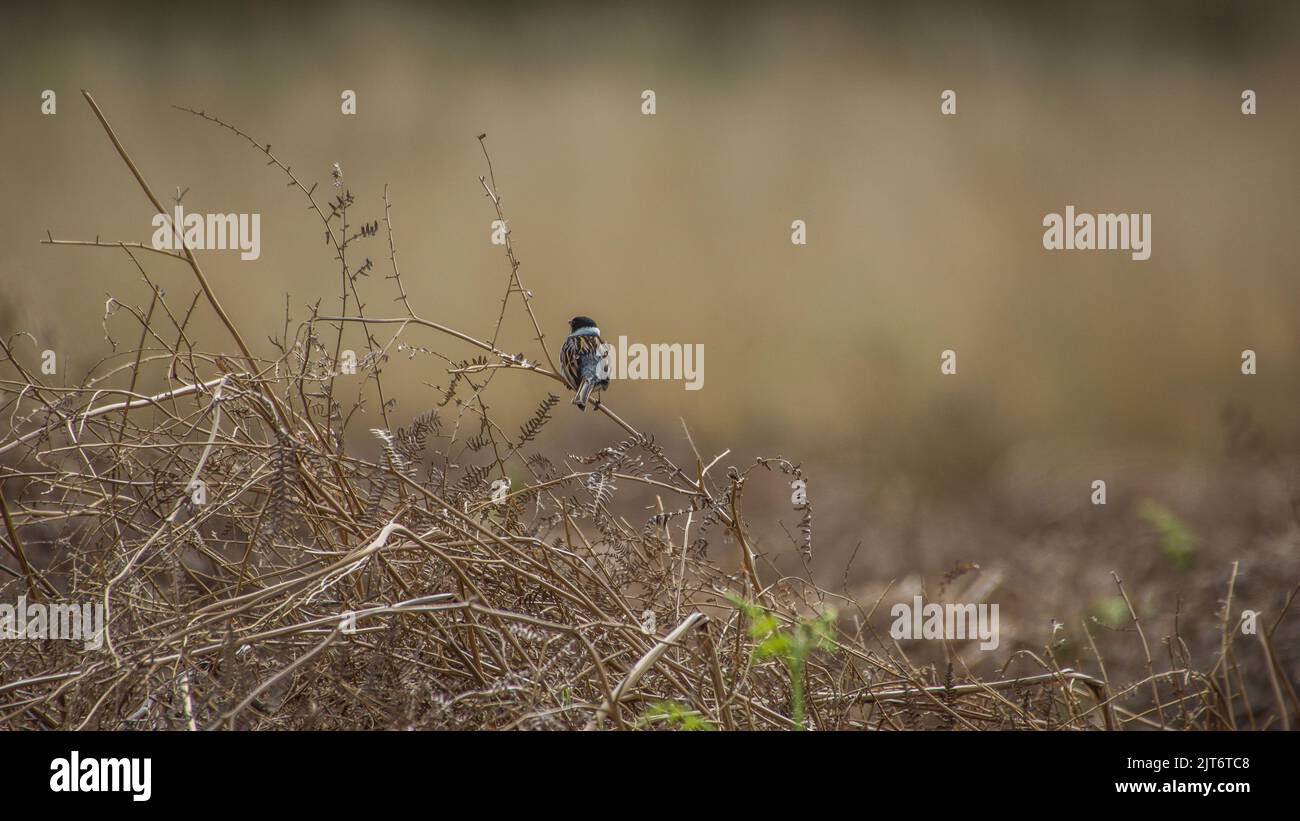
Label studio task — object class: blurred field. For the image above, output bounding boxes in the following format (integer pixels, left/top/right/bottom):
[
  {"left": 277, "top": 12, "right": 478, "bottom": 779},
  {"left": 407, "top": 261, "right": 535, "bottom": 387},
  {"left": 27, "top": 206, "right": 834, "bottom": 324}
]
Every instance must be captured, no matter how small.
[{"left": 2, "top": 1, "right": 1299, "bottom": 726}]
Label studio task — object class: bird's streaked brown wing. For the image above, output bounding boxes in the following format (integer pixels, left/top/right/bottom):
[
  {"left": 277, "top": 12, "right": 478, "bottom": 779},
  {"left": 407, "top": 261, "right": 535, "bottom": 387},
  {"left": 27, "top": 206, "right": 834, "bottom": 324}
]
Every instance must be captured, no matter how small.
[
  {"left": 560, "top": 335, "right": 584, "bottom": 389},
  {"left": 561, "top": 333, "right": 603, "bottom": 389}
]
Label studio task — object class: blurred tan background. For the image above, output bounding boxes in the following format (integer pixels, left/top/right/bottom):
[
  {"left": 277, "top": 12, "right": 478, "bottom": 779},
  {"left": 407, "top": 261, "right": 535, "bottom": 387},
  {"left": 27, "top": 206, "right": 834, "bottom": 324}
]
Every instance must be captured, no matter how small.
[{"left": 3, "top": 3, "right": 1300, "bottom": 665}]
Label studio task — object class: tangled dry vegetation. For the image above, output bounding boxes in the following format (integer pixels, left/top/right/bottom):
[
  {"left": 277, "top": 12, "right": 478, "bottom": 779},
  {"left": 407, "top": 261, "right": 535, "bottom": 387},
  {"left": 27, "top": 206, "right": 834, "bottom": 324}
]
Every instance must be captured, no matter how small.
[{"left": 0, "top": 91, "right": 1284, "bottom": 731}]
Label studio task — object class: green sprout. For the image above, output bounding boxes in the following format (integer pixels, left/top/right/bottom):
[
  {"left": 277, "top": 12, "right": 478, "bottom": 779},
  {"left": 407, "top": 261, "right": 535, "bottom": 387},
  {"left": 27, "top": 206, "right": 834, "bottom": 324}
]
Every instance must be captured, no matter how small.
[
  {"left": 1137, "top": 500, "right": 1196, "bottom": 570},
  {"left": 726, "top": 593, "right": 837, "bottom": 730},
  {"left": 636, "top": 701, "right": 716, "bottom": 731}
]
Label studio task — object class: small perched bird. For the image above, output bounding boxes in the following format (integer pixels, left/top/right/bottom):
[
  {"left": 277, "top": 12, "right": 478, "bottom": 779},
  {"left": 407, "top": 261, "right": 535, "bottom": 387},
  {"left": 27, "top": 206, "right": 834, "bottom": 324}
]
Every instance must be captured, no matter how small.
[{"left": 560, "top": 316, "right": 609, "bottom": 410}]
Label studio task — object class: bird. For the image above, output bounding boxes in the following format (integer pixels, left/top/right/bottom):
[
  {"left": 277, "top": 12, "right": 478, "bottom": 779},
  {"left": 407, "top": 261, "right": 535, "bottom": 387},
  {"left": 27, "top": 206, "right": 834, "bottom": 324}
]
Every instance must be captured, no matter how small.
[{"left": 560, "top": 316, "right": 609, "bottom": 410}]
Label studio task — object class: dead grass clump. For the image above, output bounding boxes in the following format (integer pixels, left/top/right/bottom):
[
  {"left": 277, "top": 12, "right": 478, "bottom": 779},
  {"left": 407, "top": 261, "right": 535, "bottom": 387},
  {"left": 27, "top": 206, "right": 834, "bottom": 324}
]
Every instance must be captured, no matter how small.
[{"left": 0, "top": 92, "right": 1265, "bottom": 730}]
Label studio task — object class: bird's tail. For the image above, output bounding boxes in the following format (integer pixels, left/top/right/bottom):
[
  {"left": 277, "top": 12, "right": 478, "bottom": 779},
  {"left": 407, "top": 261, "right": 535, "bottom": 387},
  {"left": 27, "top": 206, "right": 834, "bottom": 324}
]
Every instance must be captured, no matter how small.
[{"left": 573, "top": 378, "right": 595, "bottom": 411}]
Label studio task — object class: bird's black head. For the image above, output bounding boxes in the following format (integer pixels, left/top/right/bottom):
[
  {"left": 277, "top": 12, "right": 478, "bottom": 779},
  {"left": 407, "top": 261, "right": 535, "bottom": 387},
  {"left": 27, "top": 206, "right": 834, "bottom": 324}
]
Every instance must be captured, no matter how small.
[{"left": 569, "top": 316, "right": 599, "bottom": 332}]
